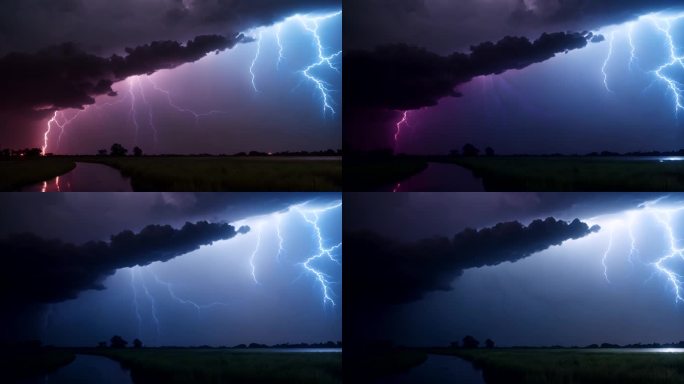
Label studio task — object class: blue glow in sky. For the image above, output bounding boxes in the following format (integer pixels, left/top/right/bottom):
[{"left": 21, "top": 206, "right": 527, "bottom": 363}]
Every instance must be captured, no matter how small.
[{"left": 39, "top": 200, "right": 341, "bottom": 347}]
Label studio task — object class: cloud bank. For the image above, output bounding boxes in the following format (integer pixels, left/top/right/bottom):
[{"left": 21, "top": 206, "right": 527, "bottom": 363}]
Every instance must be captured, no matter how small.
[
  {"left": 0, "top": 221, "right": 248, "bottom": 307},
  {"left": 345, "top": 217, "right": 599, "bottom": 306}
]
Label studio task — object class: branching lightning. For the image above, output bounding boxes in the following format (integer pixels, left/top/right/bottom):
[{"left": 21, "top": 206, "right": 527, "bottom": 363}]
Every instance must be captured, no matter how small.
[
  {"left": 250, "top": 223, "right": 263, "bottom": 284},
  {"left": 393, "top": 111, "right": 410, "bottom": 151},
  {"left": 599, "top": 12, "right": 684, "bottom": 115},
  {"left": 588, "top": 199, "right": 684, "bottom": 303},
  {"left": 54, "top": 201, "right": 340, "bottom": 345},
  {"left": 39, "top": 10, "right": 340, "bottom": 153},
  {"left": 294, "top": 201, "right": 342, "bottom": 306},
  {"left": 246, "top": 11, "right": 341, "bottom": 115},
  {"left": 250, "top": 31, "right": 263, "bottom": 92},
  {"left": 602, "top": 32, "right": 616, "bottom": 93}
]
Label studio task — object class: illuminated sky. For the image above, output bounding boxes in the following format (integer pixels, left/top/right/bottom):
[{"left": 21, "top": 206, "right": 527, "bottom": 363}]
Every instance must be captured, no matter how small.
[
  {"left": 345, "top": 0, "right": 684, "bottom": 154},
  {"left": 0, "top": 193, "right": 341, "bottom": 347},
  {"left": 346, "top": 193, "right": 684, "bottom": 347},
  {"left": 0, "top": 1, "right": 341, "bottom": 154}
]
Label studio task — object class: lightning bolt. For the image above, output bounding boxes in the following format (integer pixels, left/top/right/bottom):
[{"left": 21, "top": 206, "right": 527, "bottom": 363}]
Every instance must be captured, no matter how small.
[
  {"left": 598, "top": 12, "right": 684, "bottom": 115},
  {"left": 589, "top": 199, "right": 684, "bottom": 302},
  {"left": 127, "top": 78, "right": 142, "bottom": 143},
  {"left": 294, "top": 201, "right": 342, "bottom": 306},
  {"left": 130, "top": 269, "right": 143, "bottom": 338},
  {"left": 250, "top": 31, "right": 263, "bottom": 92},
  {"left": 602, "top": 31, "right": 616, "bottom": 93},
  {"left": 147, "top": 77, "right": 228, "bottom": 125},
  {"left": 648, "top": 14, "right": 684, "bottom": 114},
  {"left": 275, "top": 24, "right": 285, "bottom": 69},
  {"left": 394, "top": 111, "right": 410, "bottom": 150},
  {"left": 601, "top": 226, "right": 615, "bottom": 283},
  {"left": 250, "top": 224, "right": 263, "bottom": 284},
  {"left": 275, "top": 214, "right": 285, "bottom": 262},
  {"left": 151, "top": 272, "right": 231, "bottom": 314},
  {"left": 38, "top": 10, "right": 340, "bottom": 153},
  {"left": 42, "top": 110, "right": 83, "bottom": 155},
  {"left": 297, "top": 11, "right": 342, "bottom": 116},
  {"left": 627, "top": 23, "right": 638, "bottom": 71},
  {"left": 138, "top": 269, "right": 160, "bottom": 340}
]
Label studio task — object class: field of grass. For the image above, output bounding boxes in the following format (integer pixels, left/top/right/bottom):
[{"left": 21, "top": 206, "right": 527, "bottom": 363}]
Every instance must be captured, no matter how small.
[
  {"left": 451, "top": 157, "right": 684, "bottom": 191},
  {"left": 1, "top": 348, "right": 75, "bottom": 381},
  {"left": 0, "top": 158, "right": 75, "bottom": 191},
  {"left": 82, "top": 156, "right": 341, "bottom": 191},
  {"left": 87, "top": 348, "right": 341, "bottom": 384},
  {"left": 345, "top": 157, "right": 427, "bottom": 190},
  {"left": 438, "top": 349, "right": 684, "bottom": 384}
]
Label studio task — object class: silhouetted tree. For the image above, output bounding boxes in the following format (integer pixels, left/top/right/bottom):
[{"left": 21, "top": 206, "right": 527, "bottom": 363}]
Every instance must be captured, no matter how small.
[
  {"left": 485, "top": 147, "right": 495, "bottom": 156},
  {"left": 485, "top": 339, "right": 495, "bottom": 349},
  {"left": 25, "top": 148, "right": 42, "bottom": 157},
  {"left": 110, "top": 143, "right": 128, "bottom": 156},
  {"left": 462, "top": 335, "right": 480, "bottom": 349},
  {"left": 110, "top": 335, "right": 128, "bottom": 348},
  {"left": 97, "top": 149, "right": 108, "bottom": 156},
  {"left": 133, "top": 146, "right": 143, "bottom": 157},
  {"left": 462, "top": 144, "right": 480, "bottom": 157},
  {"left": 133, "top": 338, "right": 143, "bottom": 348}
]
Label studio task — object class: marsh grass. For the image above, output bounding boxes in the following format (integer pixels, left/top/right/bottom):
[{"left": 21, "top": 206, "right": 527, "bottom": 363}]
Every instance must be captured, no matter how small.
[
  {"left": 0, "top": 158, "right": 75, "bottom": 191},
  {"left": 84, "top": 156, "right": 341, "bottom": 191},
  {"left": 452, "top": 157, "right": 684, "bottom": 191},
  {"left": 1, "top": 348, "right": 75, "bottom": 380},
  {"left": 89, "top": 349, "right": 341, "bottom": 384},
  {"left": 445, "top": 349, "right": 684, "bottom": 384}
]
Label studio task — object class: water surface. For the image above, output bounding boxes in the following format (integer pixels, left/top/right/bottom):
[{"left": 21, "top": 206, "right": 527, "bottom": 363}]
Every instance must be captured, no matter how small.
[
  {"left": 377, "top": 354, "right": 484, "bottom": 384},
  {"left": 21, "top": 162, "right": 133, "bottom": 192},
  {"left": 383, "top": 162, "right": 484, "bottom": 192},
  {"left": 19, "top": 354, "right": 133, "bottom": 384}
]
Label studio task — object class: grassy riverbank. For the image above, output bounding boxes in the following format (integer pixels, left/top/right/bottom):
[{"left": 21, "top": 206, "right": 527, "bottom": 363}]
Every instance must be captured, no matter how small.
[
  {"left": 0, "top": 158, "right": 75, "bottom": 191},
  {"left": 436, "top": 348, "right": 684, "bottom": 384},
  {"left": 86, "top": 348, "right": 341, "bottom": 384}
]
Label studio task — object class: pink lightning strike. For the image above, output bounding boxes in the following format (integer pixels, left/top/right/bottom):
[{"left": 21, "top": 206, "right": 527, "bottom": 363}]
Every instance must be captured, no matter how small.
[
  {"left": 42, "top": 110, "right": 82, "bottom": 155},
  {"left": 393, "top": 111, "right": 410, "bottom": 151}
]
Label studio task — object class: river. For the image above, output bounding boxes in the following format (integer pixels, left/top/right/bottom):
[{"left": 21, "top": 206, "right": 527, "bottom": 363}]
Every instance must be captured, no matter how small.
[
  {"left": 377, "top": 354, "right": 484, "bottom": 384},
  {"left": 21, "top": 162, "right": 133, "bottom": 192},
  {"left": 384, "top": 162, "right": 484, "bottom": 192},
  {"left": 19, "top": 354, "right": 133, "bottom": 384}
]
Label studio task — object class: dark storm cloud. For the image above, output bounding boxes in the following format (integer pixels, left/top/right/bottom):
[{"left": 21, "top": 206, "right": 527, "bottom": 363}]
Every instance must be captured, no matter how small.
[
  {"left": 0, "top": 34, "right": 244, "bottom": 117},
  {"left": 345, "top": 217, "right": 599, "bottom": 306},
  {"left": 0, "top": 221, "right": 248, "bottom": 307},
  {"left": 0, "top": 0, "right": 340, "bottom": 56},
  {"left": 345, "top": 0, "right": 684, "bottom": 53},
  {"left": 0, "top": 193, "right": 324, "bottom": 244},
  {"left": 344, "top": 31, "right": 589, "bottom": 111}
]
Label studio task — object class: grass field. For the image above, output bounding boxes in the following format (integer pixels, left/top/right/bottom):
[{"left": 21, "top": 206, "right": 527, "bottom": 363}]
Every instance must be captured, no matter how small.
[
  {"left": 0, "top": 158, "right": 75, "bottom": 191},
  {"left": 437, "top": 349, "right": 684, "bottom": 384},
  {"left": 451, "top": 157, "right": 684, "bottom": 191},
  {"left": 1, "top": 348, "right": 75, "bottom": 381},
  {"left": 1, "top": 156, "right": 341, "bottom": 191},
  {"left": 87, "top": 349, "right": 341, "bottom": 384},
  {"left": 82, "top": 156, "right": 341, "bottom": 191}
]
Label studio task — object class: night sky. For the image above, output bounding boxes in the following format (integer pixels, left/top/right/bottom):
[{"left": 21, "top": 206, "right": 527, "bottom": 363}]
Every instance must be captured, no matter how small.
[
  {"left": 0, "top": 1, "right": 341, "bottom": 154},
  {"left": 0, "top": 193, "right": 341, "bottom": 347},
  {"left": 345, "top": 193, "right": 684, "bottom": 347},
  {"left": 345, "top": 0, "right": 684, "bottom": 154}
]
